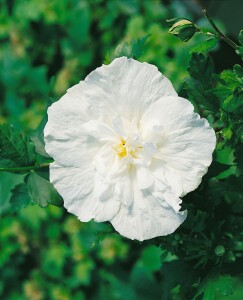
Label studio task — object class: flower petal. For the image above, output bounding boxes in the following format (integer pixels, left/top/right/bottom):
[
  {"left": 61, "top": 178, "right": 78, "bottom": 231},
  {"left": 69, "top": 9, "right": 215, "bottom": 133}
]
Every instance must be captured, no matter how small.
[
  {"left": 136, "top": 166, "right": 154, "bottom": 190},
  {"left": 114, "top": 171, "right": 134, "bottom": 207},
  {"left": 83, "top": 57, "right": 177, "bottom": 120},
  {"left": 50, "top": 162, "right": 121, "bottom": 222},
  {"left": 141, "top": 96, "right": 216, "bottom": 196},
  {"left": 81, "top": 119, "right": 118, "bottom": 142},
  {"left": 111, "top": 187, "right": 187, "bottom": 241},
  {"left": 44, "top": 87, "right": 100, "bottom": 168}
]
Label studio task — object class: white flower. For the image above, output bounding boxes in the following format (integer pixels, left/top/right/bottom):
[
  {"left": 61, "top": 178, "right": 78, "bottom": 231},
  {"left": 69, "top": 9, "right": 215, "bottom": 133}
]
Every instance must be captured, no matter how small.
[{"left": 44, "top": 57, "right": 216, "bottom": 241}]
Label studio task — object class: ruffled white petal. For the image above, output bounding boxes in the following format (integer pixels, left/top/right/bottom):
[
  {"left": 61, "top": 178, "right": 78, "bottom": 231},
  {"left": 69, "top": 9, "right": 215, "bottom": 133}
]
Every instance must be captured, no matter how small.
[
  {"left": 114, "top": 170, "right": 134, "bottom": 207},
  {"left": 82, "top": 57, "right": 177, "bottom": 121},
  {"left": 50, "top": 162, "right": 121, "bottom": 222},
  {"left": 141, "top": 96, "right": 216, "bottom": 197},
  {"left": 44, "top": 87, "right": 100, "bottom": 168},
  {"left": 136, "top": 166, "right": 154, "bottom": 190},
  {"left": 111, "top": 187, "right": 187, "bottom": 241},
  {"left": 81, "top": 120, "right": 119, "bottom": 142}
]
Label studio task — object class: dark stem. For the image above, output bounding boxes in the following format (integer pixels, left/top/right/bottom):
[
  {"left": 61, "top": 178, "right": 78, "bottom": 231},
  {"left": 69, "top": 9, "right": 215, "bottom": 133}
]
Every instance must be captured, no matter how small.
[
  {"left": 0, "top": 162, "right": 50, "bottom": 173},
  {"left": 202, "top": 9, "right": 238, "bottom": 50}
]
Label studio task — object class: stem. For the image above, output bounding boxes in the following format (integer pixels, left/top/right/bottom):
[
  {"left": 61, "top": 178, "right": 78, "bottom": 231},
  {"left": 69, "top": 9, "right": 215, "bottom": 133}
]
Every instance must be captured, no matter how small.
[
  {"left": 0, "top": 162, "right": 50, "bottom": 173},
  {"left": 202, "top": 9, "right": 238, "bottom": 50}
]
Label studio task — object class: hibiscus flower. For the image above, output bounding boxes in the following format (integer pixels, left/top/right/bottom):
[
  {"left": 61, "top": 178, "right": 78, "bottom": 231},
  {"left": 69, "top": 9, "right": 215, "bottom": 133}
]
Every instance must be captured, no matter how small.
[{"left": 44, "top": 57, "right": 216, "bottom": 241}]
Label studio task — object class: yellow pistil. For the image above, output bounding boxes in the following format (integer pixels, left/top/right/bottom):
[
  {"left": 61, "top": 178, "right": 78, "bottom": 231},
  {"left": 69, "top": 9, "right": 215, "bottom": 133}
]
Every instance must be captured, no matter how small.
[
  {"left": 114, "top": 139, "right": 143, "bottom": 159},
  {"left": 116, "top": 140, "right": 127, "bottom": 158}
]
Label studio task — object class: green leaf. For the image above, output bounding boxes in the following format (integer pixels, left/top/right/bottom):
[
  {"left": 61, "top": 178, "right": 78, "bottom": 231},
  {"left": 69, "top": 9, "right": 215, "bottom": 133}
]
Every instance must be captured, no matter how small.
[
  {"left": 0, "top": 124, "right": 36, "bottom": 168},
  {"left": 236, "top": 30, "right": 243, "bottom": 60},
  {"left": 203, "top": 275, "right": 234, "bottom": 299},
  {"left": 187, "top": 53, "right": 213, "bottom": 88},
  {"left": 236, "top": 46, "right": 243, "bottom": 60},
  {"left": 104, "top": 35, "right": 150, "bottom": 64},
  {"left": 233, "top": 64, "right": 243, "bottom": 83},
  {"left": 209, "top": 85, "right": 231, "bottom": 101},
  {"left": 184, "top": 53, "right": 219, "bottom": 111},
  {"left": 9, "top": 183, "right": 31, "bottom": 211},
  {"left": 31, "top": 97, "right": 54, "bottom": 159},
  {"left": 214, "top": 67, "right": 243, "bottom": 121},
  {"left": 0, "top": 172, "right": 24, "bottom": 215},
  {"left": 27, "top": 172, "right": 63, "bottom": 207},
  {"left": 184, "top": 79, "right": 219, "bottom": 111},
  {"left": 201, "top": 283, "right": 214, "bottom": 300},
  {"left": 205, "top": 161, "right": 231, "bottom": 179},
  {"left": 223, "top": 92, "right": 243, "bottom": 113},
  {"left": 30, "top": 111, "right": 50, "bottom": 158},
  {"left": 130, "top": 35, "right": 151, "bottom": 59},
  {"left": 220, "top": 70, "right": 241, "bottom": 89},
  {"left": 214, "top": 276, "right": 234, "bottom": 296},
  {"left": 190, "top": 38, "right": 217, "bottom": 54},
  {"left": 222, "top": 127, "right": 233, "bottom": 140},
  {"left": 141, "top": 246, "right": 162, "bottom": 272},
  {"left": 196, "top": 274, "right": 234, "bottom": 300}
]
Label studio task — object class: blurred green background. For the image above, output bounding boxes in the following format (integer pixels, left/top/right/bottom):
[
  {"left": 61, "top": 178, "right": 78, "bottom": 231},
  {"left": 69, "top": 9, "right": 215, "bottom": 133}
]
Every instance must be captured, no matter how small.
[{"left": 0, "top": 0, "right": 242, "bottom": 299}]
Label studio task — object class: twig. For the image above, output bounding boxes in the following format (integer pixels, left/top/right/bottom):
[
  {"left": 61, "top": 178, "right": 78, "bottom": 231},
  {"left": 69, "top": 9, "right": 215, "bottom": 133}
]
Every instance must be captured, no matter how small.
[
  {"left": 0, "top": 162, "right": 50, "bottom": 173},
  {"left": 202, "top": 9, "right": 238, "bottom": 50}
]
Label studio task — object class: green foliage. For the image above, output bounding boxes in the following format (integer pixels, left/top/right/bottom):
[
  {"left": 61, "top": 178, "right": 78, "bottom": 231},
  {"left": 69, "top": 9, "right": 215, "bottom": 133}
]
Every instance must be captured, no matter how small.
[
  {"left": 155, "top": 24, "right": 243, "bottom": 299},
  {"left": 0, "top": 172, "right": 24, "bottom": 215},
  {"left": 0, "top": 0, "right": 243, "bottom": 299},
  {"left": 190, "top": 37, "right": 217, "bottom": 53},
  {"left": 27, "top": 172, "right": 63, "bottom": 207},
  {"left": 196, "top": 274, "right": 234, "bottom": 300},
  {"left": 184, "top": 53, "right": 220, "bottom": 112},
  {"left": 30, "top": 99, "right": 51, "bottom": 158},
  {"left": 104, "top": 35, "right": 150, "bottom": 64},
  {"left": 0, "top": 124, "right": 36, "bottom": 168},
  {"left": 140, "top": 245, "right": 162, "bottom": 272},
  {"left": 167, "top": 18, "right": 199, "bottom": 42},
  {"left": 236, "top": 30, "right": 243, "bottom": 59},
  {"left": 9, "top": 183, "right": 31, "bottom": 211}
]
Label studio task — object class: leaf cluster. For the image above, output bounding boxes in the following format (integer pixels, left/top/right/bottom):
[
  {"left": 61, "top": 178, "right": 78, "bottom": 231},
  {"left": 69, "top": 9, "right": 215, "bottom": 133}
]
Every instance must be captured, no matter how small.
[
  {"left": 153, "top": 31, "right": 243, "bottom": 300},
  {"left": 0, "top": 123, "right": 63, "bottom": 209},
  {"left": 0, "top": 124, "right": 36, "bottom": 168},
  {"left": 0, "top": 1, "right": 243, "bottom": 299}
]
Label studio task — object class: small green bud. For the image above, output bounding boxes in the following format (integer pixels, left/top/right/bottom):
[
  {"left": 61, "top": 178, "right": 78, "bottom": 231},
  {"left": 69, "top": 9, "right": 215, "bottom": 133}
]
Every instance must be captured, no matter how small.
[
  {"left": 214, "top": 245, "right": 225, "bottom": 256},
  {"left": 168, "top": 18, "right": 199, "bottom": 42},
  {"left": 222, "top": 127, "right": 232, "bottom": 140}
]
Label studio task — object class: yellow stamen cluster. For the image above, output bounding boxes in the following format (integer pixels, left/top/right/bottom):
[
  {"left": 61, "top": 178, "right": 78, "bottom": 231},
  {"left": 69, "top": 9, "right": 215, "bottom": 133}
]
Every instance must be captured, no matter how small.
[
  {"left": 116, "top": 140, "right": 127, "bottom": 158},
  {"left": 114, "top": 139, "right": 142, "bottom": 159}
]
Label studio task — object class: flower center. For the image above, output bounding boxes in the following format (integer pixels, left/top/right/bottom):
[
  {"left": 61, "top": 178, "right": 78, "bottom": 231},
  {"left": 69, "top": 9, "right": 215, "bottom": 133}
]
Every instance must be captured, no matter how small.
[
  {"left": 114, "top": 138, "right": 142, "bottom": 159},
  {"left": 116, "top": 139, "right": 127, "bottom": 158}
]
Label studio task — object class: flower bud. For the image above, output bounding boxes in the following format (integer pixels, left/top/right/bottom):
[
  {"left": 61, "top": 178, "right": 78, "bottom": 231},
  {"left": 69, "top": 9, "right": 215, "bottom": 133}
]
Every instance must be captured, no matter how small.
[
  {"left": 168, "top": 18, "right": 199, "bottom": 42},
  {"left": 214, "top": 245, "right": 225, "bottom": 256}
]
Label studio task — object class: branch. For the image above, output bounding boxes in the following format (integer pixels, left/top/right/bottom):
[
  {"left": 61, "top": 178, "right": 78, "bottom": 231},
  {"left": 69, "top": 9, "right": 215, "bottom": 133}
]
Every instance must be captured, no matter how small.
[
  {"left": 202, "top": 9, "right": 238, "bottom": 50},
  {"left": 0, "top": 162, "right": 50, "bottom": 173}
]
